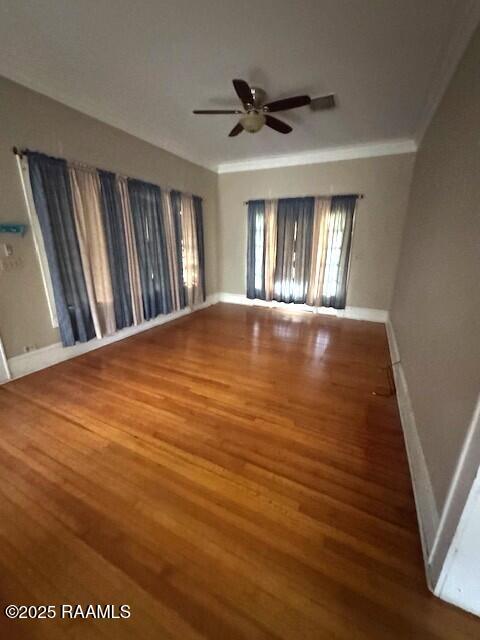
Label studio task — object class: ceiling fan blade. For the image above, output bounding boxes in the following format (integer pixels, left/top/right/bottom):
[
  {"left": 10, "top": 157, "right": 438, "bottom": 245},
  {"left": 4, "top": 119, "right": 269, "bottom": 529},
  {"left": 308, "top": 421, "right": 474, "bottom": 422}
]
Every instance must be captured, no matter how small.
[
  {"left": 310, "top": 94, "right": 336, "bottom": 111},
  {"left": 228, "top": 122, "right": 244, "bottom": 137},
  {"left": 193, "top": 109, "right": 242, "bottom": 114},
  {"left": 232, "top": 79, "right": 254, "bottom": 107},
  {"left": 264, "top": 95, "right": 311, "bottom": 112},
  {"left": 265, "top": 115, "right": 292, "bottom": 134}
]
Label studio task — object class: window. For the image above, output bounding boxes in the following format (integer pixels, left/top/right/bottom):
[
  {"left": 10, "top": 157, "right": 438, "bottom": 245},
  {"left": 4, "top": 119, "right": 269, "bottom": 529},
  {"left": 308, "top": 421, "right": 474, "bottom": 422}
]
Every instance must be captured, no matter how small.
[
  {"left": 17, "top": 150, "right": 206, "bottom": 346},
  {"left": 247, "top": 195, "right": 356, "bottom": 309},
  {"left": 179, "top": 200, "right": 200, "bottom": 291}
]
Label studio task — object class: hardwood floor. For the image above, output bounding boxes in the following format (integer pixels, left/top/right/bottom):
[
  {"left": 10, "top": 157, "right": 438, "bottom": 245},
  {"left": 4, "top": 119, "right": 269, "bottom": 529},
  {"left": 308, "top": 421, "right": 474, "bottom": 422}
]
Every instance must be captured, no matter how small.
[{"left": 0, "top": 303, "right": 478, "bottom": 639}]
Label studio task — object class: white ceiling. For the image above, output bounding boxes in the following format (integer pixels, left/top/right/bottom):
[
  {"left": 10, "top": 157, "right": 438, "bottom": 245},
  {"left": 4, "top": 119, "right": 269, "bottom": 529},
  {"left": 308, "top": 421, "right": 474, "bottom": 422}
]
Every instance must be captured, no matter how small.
[{"left": 0, "top": 0, "right": 478, "bottom": 171}]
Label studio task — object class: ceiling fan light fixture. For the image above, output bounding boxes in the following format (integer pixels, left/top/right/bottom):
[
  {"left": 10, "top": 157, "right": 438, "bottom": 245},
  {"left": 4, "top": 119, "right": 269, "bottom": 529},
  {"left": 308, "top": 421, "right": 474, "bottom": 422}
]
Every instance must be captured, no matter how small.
[
  {"left": 193, "top": 78, "right": 331, "bottom": 137},
  {"left": 240, "top": 111, "right": 266, "bottom": 133}
]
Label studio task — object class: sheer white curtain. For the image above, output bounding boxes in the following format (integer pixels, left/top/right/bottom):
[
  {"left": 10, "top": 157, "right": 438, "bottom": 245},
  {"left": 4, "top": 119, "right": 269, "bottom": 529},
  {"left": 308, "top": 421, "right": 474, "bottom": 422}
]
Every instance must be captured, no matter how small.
[
  {"left": 69, "top": 165, "right": 116, "bottom": 337},
  {"left": 162, "top": 189, "right": 182, "bottom": 311},
  {"left": 180, "top": 194, "right": 204, "bottom": 305},
  {"left": 306, "top": 197, "right": 331, "bottom": 306},
  {"left": 264, "top": 199, "right": 277, "bottom": 300}
]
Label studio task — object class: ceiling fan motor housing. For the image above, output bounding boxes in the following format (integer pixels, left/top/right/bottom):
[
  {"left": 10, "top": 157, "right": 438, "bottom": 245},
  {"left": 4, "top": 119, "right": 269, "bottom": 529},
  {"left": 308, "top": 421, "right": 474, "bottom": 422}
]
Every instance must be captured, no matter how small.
[{"left": 249, "top": 86, "right": 266, "bottom": 108}]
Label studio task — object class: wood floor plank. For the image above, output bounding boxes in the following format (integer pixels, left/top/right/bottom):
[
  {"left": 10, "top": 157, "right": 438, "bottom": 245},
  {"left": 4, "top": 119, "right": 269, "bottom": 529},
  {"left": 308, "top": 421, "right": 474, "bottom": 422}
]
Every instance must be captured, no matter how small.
[{"left": 0, "top": 303, "right": 478, "bottom": 639}]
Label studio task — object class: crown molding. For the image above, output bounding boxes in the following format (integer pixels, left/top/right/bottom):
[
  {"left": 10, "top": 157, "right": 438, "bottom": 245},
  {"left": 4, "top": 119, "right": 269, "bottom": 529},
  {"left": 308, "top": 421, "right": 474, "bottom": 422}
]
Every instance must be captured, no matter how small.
[
  {"left": 3, "top": 69, "right": 417, "bottom": 175},
  {"left": 216, "top": 139, "right": 417, "bottom": 174},
  {"left": 414, "top": 1, "right": 480, "bottom": 146}
]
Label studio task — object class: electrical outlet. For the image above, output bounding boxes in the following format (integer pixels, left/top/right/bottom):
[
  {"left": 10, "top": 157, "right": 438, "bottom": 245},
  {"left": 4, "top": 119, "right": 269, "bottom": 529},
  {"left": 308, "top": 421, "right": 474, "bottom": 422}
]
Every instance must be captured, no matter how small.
[{"left": 23, "top": 345, "right": 37, "bottom": 353}]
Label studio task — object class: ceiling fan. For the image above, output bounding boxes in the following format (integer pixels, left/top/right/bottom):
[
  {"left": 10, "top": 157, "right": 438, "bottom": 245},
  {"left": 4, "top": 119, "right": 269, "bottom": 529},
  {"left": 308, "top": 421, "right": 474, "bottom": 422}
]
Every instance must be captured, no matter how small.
[{"left": 193, "top": 79, "right": 335, "bottom": 136}]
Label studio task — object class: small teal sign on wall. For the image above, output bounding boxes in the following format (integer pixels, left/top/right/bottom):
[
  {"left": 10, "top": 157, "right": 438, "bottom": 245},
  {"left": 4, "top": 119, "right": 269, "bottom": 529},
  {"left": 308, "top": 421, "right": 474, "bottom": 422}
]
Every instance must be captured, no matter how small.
[{"left": 0, "top": 223, "right": 27, "bottom": 236}]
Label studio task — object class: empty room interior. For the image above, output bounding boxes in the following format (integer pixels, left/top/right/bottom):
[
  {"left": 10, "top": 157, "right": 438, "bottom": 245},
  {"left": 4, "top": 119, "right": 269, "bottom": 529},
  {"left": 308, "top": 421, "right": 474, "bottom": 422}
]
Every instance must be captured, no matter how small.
[{"left": 1, "top": 1, "right": 480, "bottom": 638}]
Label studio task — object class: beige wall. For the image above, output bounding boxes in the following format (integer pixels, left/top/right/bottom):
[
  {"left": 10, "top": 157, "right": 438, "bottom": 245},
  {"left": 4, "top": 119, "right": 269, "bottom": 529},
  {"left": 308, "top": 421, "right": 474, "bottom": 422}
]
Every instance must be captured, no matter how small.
[
  {"left": 0, "top": 76, "right": 218, "bottom": 358},
  {"left": 391, "top": 27, "right": 480, "bottom": 514},
  {"left": 217, "top": 153, "right": 415, "bottom": 309}
]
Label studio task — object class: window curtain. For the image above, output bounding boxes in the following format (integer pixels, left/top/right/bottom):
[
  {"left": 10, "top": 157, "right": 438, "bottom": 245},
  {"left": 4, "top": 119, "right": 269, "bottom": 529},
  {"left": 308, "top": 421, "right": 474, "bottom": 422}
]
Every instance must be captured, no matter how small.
[
  {"left": 320, "top": 195, "right": 356, "bottom": 309},
  {"left": 264, "top": 199, "right": 277, "bottom": 301},
  {"left": 170, "top": 191, "right": 187, "bottom": 309},
  {"left": 246, "top": 200, "right": 265, "bottom": 299},
  {"left": 193, "top": 196, "right": 206, "bottom": 302},
  {"left": 128, "top": 179, "right": 172, "bottom": 320},
  {"left": 161, "top": 189, "right": 182, "bottom": 311},
  {"left": 27, "top": 152, "right": 95, "bottom": 346},
  {"left": 306, "top": 197, "right": 331, "bottom": 307},
  {"left": 26, "top": 149, "right": 206, "bottom": 347},
  {"left": 68, "top": 165, "right": 116, "bottom": 338},
  {"left": 274, "top": 197, "right": 314, "bottom": 303},
  {"left": 117, "top": 177, "right": 144, "bottom": 325},
  {"left": 180, "top": 193, "right": 204, "bottom": 306},
  {"left": 98, "top": 170, "right": 133, "bottom": 330}
]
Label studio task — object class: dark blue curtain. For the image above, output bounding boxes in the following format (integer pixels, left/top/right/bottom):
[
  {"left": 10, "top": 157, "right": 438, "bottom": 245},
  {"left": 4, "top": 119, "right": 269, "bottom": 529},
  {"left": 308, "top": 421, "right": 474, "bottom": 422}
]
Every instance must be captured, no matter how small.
[
  {"left": 28, "top": 152, "right": 94, "bottom": 346},
  {"left": 274, "top": 197, "right": 314, "bottom": 303},
  {"left": 246, "top": 200, "right": 265, "bottom": 299},
  {"left": 193, "top": 195, "right": 206, "bottom": 301},
  {"left": 128, "top": 179, "right": 172, "bottom": 319},
  {"left": 98, "top": 171, "right": 133, "bottom": 329},
  {"left": 170, "top": 190, "right": 187, "bottom": 308}
]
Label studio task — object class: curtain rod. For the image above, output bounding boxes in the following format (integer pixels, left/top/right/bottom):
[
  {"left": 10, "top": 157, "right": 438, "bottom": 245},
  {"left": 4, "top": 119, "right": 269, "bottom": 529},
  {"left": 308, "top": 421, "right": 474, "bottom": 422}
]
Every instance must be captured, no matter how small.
[
  {"left": 12, "top": 147, "right": 202, "bottom": 201},
  {"left": 243, "top": 193, "right": 364, "bottom": 205}
]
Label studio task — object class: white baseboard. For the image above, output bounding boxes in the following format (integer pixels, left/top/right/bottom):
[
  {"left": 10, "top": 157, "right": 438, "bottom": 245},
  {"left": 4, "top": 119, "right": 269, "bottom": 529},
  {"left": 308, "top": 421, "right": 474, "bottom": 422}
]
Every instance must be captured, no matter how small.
[
  {"left": 6, "top": 294, "right": 220, "bottom": 381},
  {"left": 217, "top": 292, "right": 388, "bottom": 323},
  {"left": 385, "top": 320, "right": 439, "bottom": 587}
]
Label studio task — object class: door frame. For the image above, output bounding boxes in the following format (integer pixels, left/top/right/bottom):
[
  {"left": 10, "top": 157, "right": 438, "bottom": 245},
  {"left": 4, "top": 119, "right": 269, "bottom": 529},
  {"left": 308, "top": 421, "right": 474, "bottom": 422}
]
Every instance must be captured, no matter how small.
[{"left": 0, "top": 335, "right": 11, "bottom": 383}]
